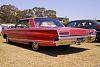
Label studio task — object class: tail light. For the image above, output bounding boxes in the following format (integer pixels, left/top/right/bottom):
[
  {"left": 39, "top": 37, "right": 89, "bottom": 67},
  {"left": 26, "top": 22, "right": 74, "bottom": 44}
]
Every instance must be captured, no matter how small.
[
  {"left": 88, "top": 32, "right": 96, "bottom": 35},
  {"left": 88, "top": 29, "right": 96, "bottom": 35},
  {"left": 59, "top": 32, "right": 69, "bottom": 36},
  {"left": 97, "top": 25, "right": 100, "bottom": 29}
]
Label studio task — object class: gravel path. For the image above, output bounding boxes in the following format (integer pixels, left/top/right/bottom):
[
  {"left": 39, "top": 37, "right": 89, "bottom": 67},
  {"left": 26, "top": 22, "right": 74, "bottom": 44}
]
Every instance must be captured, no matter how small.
[{"left": 0, "top": 37, "right": 100, "bottom": 67}]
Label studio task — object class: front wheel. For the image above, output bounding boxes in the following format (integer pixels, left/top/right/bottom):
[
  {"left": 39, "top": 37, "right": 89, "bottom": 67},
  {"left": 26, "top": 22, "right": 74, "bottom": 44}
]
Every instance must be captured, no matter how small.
[{"left": 31, "top": 42, "right": 40, "bottom": 51}]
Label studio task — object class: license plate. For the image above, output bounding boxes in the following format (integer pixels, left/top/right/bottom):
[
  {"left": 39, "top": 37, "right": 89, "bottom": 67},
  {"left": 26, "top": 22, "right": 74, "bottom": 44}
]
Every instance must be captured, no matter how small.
[{"left": 77, "top": 38, "right": 84, "bottom": 43}]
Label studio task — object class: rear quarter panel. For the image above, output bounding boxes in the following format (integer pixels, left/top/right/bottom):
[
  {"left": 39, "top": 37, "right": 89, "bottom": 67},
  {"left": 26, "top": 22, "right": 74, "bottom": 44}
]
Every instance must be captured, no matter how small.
[{"left": 3, "top": 27, "right": 58, "bottom": 46}]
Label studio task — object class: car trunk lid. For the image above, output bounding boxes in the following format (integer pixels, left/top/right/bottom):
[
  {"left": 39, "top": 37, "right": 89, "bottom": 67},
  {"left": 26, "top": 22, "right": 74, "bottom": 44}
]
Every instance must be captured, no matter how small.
[{"left": 57, "top": 27, "right": 88, "bottom": 36}]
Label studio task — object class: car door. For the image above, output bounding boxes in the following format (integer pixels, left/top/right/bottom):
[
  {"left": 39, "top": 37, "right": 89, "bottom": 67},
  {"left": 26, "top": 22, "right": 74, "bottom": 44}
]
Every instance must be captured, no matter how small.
[{"left": 14, "top": 20, "right": 29, "bottom": 42}]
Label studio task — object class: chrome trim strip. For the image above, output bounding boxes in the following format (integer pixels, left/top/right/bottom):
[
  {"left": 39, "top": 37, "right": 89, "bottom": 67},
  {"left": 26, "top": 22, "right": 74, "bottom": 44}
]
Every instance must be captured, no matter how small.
[
  {"left": 9, "top": 38, "right": 53, "bottom": 43},
  {"left": 59, "top": 36, "right": 88, "bottom": 39}
]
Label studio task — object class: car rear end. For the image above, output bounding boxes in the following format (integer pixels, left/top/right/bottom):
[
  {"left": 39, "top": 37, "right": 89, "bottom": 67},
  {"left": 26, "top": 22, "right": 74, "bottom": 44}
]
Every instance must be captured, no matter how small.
[
  {"left": 69, "top": 28, "right": 96, "bottom": 43},
  {"left": 84, "top": 29, "right": 96, "bottom": 42},
  {"left": 54, "top": 27, "right": 96, "bottom": 46}
]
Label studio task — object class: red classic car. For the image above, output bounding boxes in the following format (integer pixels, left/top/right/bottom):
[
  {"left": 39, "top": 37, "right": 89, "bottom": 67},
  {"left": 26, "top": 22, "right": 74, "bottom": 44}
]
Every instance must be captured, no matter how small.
[{"left": 2, "top": 18, "right": 96, "bottom": 51}]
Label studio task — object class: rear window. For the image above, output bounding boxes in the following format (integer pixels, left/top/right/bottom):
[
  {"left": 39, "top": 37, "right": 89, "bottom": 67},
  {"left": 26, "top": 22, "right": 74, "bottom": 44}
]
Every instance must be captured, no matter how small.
[{"left": 34, "top": 18, "right": 64, "bottom": 27}]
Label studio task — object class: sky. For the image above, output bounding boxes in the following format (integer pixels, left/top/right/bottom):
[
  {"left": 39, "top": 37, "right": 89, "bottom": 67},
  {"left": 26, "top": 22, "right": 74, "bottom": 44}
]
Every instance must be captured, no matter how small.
[{"left": 0, "top": 0, "right": 100, "bottom": 20}]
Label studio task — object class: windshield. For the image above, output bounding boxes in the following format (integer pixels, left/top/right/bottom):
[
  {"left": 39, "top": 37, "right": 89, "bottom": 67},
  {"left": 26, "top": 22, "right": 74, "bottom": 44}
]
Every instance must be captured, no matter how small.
[{"left": 34, "top": 18, "right": 64, "bottom": 27}]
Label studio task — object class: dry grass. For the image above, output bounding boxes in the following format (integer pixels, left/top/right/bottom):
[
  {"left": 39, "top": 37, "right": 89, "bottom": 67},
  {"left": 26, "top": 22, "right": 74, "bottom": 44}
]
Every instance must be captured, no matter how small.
[
  {"left": 0, "top": 36, "right": 4, "bottom": 45},
  {"left": 0, "top": 36, "right": 100, "bottom": 67}
]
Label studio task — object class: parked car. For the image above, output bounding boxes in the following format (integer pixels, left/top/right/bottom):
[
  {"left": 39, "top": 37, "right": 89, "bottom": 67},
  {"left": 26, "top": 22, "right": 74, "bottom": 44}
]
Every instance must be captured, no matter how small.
[
  {"left": 66, "top": 20, "right": 100, "bottom": 41},
  {"left": 2, "top": 18, "right": 96, "bottom": 51}
]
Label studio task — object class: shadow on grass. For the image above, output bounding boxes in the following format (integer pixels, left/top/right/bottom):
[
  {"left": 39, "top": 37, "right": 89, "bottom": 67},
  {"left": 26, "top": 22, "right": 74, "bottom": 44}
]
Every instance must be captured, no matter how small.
[
  {"left": 39, "top": 46, "right": 89, "bottom": 57},
  {"left": 4, "top": 42, "right": 89, "bottom": 57},
  {"left": 95, "top": 45, "right": 100, "bottom": 47}
]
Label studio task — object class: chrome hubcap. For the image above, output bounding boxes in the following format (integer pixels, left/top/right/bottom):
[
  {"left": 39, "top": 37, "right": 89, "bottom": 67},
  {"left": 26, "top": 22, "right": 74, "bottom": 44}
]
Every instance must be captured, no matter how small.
[{"left": 32, "top": 42, "right": 39, "bottom": 51}]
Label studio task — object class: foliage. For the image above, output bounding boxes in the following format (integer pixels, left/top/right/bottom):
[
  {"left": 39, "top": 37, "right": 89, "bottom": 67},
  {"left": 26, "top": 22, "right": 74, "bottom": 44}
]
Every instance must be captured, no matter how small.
[
  {"left": 0, "top": 4, "right": 58, "bottom": 24},
  {"left": 0, "top": 4, "right": 18, "bottom": 23}
]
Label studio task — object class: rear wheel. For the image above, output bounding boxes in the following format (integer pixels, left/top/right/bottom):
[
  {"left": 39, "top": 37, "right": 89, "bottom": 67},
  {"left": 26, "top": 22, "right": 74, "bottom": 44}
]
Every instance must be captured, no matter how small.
[{"left": 31, "top": 42, "right": 40, "bottom": 51}]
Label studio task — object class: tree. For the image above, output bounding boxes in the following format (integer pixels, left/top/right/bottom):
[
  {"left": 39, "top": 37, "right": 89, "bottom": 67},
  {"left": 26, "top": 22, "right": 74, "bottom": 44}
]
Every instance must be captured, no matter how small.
[
  {"left": 0, "top": 4, "right": 18, "bottom": 23},
  {"left": 22, "top": 9, "right": 34, "bottom": 18},
  {"left": 44, "top": 10, "right": 57, "bottom": 19},
  {"left": 33, "top": 7, "right": 46, "bottom": 17},
  {"left": 0, "top": 5, "right": 58, "bottom": 24}
]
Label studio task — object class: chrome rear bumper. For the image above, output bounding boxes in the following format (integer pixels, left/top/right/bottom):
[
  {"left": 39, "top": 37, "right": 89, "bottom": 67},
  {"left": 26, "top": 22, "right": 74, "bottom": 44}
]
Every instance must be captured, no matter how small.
[
  {"left": 55, "top": 35, "right": 96, "bottom": 46},
  {"left": 84, "top": 35, "right": 96, "bottom": 43}
]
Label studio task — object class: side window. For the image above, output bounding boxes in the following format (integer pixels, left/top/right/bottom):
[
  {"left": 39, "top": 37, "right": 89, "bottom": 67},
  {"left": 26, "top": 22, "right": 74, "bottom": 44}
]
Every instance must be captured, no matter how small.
[
  {"left": 79, "top": 21, "right": 89, "bottom": 28},
  {"left": 81, "top": 21, "right": 93, "bottom": 29},
  {"left": 66, "top": 22, "right": 77, "bottom": 27},
  {"left": 88, "top": 21, "right": 95, "bottom": 29},
  {"left": 76, "top": 22, "right": 83, "bottom": 28},
  {"left": 15, "top": 20, "right": 29, "bottom": 28},
  {"left": 88, "top": 22, "right": 94, "bottom": 26},
  {"left": 82, "top": 22, "right": 86, "bottom": 27}
]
